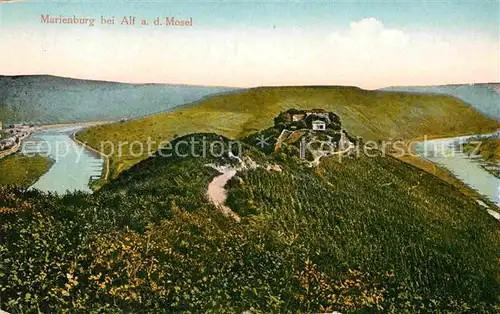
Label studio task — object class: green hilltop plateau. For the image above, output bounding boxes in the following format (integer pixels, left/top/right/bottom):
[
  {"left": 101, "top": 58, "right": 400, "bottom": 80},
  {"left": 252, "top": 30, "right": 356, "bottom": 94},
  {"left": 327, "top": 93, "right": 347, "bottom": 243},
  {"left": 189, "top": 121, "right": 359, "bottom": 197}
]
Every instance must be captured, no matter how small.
[{"left": 76, "top": 86, "right": 499, "bottom": 177}]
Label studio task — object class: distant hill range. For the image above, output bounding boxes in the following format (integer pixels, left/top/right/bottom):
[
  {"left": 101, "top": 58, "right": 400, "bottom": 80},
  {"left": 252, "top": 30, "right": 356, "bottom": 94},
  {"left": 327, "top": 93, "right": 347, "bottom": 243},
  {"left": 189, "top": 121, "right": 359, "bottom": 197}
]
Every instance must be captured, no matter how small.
[
  {"left": 0, "top": 75, "right": 239, "bottom": 125},
  {"left": 381, "top": 83, "right": 500, "bottom": 120}
]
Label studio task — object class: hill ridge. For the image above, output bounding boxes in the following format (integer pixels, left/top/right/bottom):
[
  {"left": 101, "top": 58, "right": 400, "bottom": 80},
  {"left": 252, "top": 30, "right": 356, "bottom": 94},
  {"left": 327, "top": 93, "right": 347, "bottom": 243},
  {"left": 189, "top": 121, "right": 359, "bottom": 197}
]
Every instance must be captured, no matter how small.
[
  {"left": 0, "top": 74, "right": 240, "bottom": 89},
  {"left": 381, "top": 84, "right": 500, "bottom": 119}
]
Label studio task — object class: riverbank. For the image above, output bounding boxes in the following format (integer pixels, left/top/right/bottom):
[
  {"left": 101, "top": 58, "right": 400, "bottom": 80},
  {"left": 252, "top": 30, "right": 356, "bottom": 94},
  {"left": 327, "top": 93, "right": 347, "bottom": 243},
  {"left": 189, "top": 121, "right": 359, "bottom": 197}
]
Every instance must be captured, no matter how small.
[
  {"left": 71, "top": 132, "right": 110, "bottom": 182},
  {"left": 36, "top": 120, "right": 115, "bottom": 131},
  {"left": 0, "top": 121, "right": 112, "bottom": 192},
  {"left": 0, "top": 154, "right": 54, "bottom": 188},
  {"left": 399, "top": 133, "right": 495, "bottom": 191},
  {"left": 0, "top": 120, "right": 113, "bottom": 160},
  {"left": 461, "top": 135, "right": 499, "bottom": 178},
  {"left": 396, "top": 132, "right": 500, "bottom": 218},
  {"left": 19, "top": 125, "right": 107, "bottom": 194}
]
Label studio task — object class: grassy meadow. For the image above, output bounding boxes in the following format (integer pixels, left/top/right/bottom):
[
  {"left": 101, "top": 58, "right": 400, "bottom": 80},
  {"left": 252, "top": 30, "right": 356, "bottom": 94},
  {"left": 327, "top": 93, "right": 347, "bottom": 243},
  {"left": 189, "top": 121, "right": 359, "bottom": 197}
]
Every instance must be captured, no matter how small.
[
  {"left": 1, "top": 134, "right": 499, "bottom": 312},
  {"left": 0, "top": 155, "right": 53, "bottom": 188},
  {"left": 2, "top": 87, "right": 499, "bottom": 312},
  {"left": 76, "top": 87, "right": 500, "bottom": 178}
]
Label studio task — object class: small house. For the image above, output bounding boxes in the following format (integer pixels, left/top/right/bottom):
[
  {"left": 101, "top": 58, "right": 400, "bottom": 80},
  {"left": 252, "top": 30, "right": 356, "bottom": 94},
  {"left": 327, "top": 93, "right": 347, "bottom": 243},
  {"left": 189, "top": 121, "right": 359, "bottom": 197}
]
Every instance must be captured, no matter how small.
[{"left": 312, "top": 120, "right": 326, "bottom": 131}]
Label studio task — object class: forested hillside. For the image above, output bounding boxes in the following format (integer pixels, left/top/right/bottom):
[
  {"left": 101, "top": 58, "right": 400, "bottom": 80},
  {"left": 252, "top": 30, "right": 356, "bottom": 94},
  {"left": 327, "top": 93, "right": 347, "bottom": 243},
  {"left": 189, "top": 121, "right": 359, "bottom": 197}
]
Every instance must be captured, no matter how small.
[{"left": 0, "top": 75, "right": 237, "bottom": 124}]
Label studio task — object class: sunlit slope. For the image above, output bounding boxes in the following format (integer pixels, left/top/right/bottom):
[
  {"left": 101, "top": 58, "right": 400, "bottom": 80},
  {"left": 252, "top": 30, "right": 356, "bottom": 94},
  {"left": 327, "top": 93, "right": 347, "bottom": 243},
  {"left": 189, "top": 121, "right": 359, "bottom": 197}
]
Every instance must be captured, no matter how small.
[
  {"left": 77, "top": 86, "right": 499, "bottom": 176},
  {"left": 383, "top": 83, "right": 500, "bottom": 119},
  {"left": 0, "top": 155, "right": 53, "bottom": 188}
]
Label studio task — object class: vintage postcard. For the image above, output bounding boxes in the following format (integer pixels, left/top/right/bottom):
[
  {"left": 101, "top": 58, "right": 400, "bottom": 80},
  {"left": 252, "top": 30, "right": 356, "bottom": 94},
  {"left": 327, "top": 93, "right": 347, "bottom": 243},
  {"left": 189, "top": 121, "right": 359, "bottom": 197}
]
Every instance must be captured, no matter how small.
[{"left": 0, "top": 0, "right": 499, "bottom": 312}]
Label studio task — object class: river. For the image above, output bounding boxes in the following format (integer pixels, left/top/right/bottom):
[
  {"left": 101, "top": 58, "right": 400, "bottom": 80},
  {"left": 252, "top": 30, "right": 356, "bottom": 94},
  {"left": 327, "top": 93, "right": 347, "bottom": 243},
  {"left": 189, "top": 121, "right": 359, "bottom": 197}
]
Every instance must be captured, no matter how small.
[
  {"left": 21, "top": 126, "right": 104, "bottom": 194},
  {"left": 414, "top": 133, "right": 499, "bottom": 207}
]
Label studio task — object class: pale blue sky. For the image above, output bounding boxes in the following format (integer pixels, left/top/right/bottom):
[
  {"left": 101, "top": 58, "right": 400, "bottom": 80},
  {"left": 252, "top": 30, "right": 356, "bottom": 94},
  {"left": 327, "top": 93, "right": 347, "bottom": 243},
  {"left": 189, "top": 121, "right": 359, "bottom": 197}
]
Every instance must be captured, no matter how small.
[{"left": 2, "top": 1, "right": 499, "bottom": 34}]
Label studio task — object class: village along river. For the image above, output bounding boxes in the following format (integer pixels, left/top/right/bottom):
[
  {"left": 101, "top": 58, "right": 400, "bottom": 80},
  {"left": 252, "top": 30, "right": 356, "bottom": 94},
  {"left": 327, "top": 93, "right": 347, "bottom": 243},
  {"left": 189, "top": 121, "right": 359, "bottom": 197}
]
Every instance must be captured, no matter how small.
[
  {"left": 21, "top": 126, "right": 104, "bottom": 194},
  {"left": 414, "top": 133, "right": 499, "bottom": 214}
]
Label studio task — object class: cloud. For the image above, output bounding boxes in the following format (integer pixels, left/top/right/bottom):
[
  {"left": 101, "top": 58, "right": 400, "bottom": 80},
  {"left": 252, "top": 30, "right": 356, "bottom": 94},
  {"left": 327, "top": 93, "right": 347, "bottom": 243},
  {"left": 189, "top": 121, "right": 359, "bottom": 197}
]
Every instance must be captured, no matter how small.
[
  {"left": 325, "top": 18, "right": 411, "bottom": 68},
  {"left": 317, "top": 18, "right": 498, "bottom": 87},
  {"left": 349, "top": 17, "right": 409, "bottom": 46}
]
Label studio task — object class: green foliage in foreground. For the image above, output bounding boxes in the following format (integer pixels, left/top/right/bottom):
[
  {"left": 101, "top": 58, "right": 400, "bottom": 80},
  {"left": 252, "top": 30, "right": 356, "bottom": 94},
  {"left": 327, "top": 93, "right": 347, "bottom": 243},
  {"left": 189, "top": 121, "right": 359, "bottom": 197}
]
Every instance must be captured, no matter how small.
[
  {"left": 0, "top": 155, "right": 53, "bottom": 188},
  {"left": 463, "top": 136, "right": 500, "bottom": 163},
  {"left": 1, "top": 134, "right": 499, "bottom": 313},
  {"left": 76, "top": 86, "right": 499, "bottom": 177}
]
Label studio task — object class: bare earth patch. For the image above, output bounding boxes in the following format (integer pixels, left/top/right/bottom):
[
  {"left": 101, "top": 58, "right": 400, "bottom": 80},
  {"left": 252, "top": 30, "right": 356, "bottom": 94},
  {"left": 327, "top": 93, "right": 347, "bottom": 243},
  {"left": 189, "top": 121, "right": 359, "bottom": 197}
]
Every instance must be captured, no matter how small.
[{"left": 207, "top": 169, "right": 241, "bottom": 222}]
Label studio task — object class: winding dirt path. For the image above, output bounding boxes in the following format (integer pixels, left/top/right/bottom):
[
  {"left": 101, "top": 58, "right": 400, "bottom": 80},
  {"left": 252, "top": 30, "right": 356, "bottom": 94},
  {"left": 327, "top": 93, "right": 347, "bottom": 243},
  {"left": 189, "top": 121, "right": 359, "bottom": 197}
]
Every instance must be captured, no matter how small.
[{"left": 207, "top": 169, "right": 241, "bottom": 222}]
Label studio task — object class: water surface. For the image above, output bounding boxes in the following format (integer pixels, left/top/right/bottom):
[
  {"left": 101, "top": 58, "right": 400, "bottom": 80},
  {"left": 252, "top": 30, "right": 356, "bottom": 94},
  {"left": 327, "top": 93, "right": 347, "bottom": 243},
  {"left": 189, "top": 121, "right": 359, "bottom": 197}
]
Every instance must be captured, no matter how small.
[
  {"left": 414, "top": 133, "right": 499, "bottom": 206},
  {"left": 22, "top": 126, "right": 104, "bottom": 194}
]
